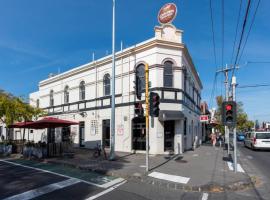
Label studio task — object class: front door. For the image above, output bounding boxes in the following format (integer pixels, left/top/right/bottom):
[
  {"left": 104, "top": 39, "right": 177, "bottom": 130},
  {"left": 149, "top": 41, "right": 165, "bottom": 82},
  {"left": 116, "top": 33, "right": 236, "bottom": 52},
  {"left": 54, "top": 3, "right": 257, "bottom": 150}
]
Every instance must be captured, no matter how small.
[
  {"left": 164, "top": 120, "right": 175, "bottom": 151},
  {"left": 79, "top": 122, "right": 85, "bottom": 147},
  {"left": 132, "top": 117, "right": 146, "bottom": 150},
  {"left": 102, "top": 119, "right": 110, "bottom": 148}
]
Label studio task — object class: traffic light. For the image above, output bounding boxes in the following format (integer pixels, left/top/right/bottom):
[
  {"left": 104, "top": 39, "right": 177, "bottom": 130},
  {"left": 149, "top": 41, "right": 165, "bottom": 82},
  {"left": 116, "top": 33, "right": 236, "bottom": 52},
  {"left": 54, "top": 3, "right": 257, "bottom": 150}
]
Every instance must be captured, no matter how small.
[
  {"left": 222, "top": 101, "right": 237, "bottom": 127},
  {"left": 134, "top": 102, "right": 144, "bottom": 117},
  {"left": 150, "top": 92, "right": 160, "bottom": 117}
]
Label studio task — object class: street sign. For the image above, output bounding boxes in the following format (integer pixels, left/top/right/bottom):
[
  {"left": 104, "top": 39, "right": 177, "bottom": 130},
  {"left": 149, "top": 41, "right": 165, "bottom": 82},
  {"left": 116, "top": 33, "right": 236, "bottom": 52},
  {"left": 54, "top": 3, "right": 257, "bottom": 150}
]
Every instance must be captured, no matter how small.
[
  {"left": 158, "top": 3, "right": 177, "bottom": 25},
  {"left": 200, "top": 115, "right": 209, "bottom": 122}
]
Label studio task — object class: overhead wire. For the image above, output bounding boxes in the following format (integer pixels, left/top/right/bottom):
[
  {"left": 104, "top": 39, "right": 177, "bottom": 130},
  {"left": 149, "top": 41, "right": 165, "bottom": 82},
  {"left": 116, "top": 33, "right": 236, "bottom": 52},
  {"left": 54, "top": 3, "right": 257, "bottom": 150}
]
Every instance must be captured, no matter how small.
[
  {"left": 231, "top": 0, "right": 252, "bottom": 85},
  {"left": 209, "top": 0, "right": 219, "bottom": 108},
  {"left": 229, "top": 0, "right": 243, "bottom": 65},
  {"left": 238, "top": 0, "right": 261, "bottom": 63}
]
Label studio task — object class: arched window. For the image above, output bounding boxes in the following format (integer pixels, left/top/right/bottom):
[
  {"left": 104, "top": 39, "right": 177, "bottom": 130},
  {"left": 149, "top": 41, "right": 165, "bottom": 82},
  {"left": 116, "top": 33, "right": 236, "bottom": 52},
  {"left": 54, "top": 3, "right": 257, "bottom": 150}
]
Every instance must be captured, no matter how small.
[
  {"left": 36, "top": 99, "right": 40, "bottom": 108},
  {"left": 64, "top": 86, "right": 69, "bottom": 104},
  {"left": 79, "top": 81, "right": 85, "bottom": 100},
  {"left": 163, "top": 61, "right": 173, "bottom": 87},
  {"left": 49, "top": 90, "right": 54, "bottom": 106},
  {"left": 135, "top": 64, "right": 145, "bottom": 99},
  {"left": 103, "top": 74, "right": 111, "bottom": 96}
]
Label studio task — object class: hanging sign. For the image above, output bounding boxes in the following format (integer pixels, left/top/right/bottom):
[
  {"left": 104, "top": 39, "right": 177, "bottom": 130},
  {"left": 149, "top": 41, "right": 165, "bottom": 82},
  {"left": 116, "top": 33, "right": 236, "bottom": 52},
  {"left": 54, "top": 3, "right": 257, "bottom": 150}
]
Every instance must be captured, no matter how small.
[
  {"left": 200, "top": 115, "right": 209, "bottom": 122},
  {"left": 158, "top": 3, "right": 177, "bottom": 25}
]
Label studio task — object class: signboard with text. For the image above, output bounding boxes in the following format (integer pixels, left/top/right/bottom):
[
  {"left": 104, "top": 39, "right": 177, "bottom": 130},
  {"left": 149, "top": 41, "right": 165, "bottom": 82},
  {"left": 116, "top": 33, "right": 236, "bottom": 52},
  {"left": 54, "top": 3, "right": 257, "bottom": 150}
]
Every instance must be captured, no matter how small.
[
  {"left": 158, "top": 3, "right": 177, "bottom": 25},
  {"left": 200, "top": 115, "right": 209, "bottom": 122}
]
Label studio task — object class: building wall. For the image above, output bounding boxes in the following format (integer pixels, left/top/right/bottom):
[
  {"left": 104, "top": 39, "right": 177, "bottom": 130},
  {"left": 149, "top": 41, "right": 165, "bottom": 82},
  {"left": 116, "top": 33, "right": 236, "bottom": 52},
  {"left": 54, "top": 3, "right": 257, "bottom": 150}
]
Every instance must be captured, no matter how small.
[{"left": 29, "top": 24, "right": 203, "bottom": 154}]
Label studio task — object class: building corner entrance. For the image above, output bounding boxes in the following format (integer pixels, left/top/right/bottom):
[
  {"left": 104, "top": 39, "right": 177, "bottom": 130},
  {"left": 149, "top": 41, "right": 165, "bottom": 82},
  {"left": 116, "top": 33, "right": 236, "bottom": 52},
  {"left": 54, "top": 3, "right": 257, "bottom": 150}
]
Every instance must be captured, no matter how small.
[{"left": 164, "top": 120, "right": 175, "bottom": 151}]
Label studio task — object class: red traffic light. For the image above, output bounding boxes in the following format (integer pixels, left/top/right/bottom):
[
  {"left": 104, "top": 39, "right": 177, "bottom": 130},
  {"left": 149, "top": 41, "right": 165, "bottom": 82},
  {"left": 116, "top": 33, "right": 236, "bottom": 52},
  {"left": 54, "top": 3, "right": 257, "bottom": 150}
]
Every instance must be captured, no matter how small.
[{"left": 226, "top": 104, "right": 232, "bottom": 111}]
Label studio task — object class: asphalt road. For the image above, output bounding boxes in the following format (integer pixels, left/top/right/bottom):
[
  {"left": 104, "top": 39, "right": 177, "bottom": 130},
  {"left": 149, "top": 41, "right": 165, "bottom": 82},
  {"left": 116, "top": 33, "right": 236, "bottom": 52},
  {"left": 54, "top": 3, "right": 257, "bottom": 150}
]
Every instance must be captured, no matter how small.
[
  {"left": 1, "top": 152, "right": 268, "bottom": 200},
  {"left": 238, "top": 142, "right": 270, "bottom": 180},
  {"left": 0, "top": 160, "right": 201, "bottom": 200}
]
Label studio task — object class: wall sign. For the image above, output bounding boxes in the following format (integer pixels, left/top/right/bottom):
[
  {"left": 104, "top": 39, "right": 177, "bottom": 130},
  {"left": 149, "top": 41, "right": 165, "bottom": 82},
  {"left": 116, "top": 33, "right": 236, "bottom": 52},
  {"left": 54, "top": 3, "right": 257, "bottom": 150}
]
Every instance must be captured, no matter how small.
[{"left": 158, "top": 3, "right": 177, "bottom": 25}]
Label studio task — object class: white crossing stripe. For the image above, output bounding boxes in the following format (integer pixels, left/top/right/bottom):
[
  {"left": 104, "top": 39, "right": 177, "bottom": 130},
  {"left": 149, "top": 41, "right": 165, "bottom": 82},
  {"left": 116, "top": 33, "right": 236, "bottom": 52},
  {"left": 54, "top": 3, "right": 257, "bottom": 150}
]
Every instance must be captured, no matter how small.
[
  {"left": 201, "top": 193, "right": 209, "bottom": 200},
  {"left": 227, "top": 162, "right": 245, "bottom": 173},
  {"left": 85, "top": 180, "right": 127, "bottom": 200},
  {"left": 0, "top": 159, "right": 123, "bottom": 188},
  {"left": 99, "top": 178, "right": 125, "bottom": 188},
  {"left": 148, "top": 172, "right": 190, "bottom": 184},
  {"left": 3, "top": 178, "right": 81, "bottom": 200}
]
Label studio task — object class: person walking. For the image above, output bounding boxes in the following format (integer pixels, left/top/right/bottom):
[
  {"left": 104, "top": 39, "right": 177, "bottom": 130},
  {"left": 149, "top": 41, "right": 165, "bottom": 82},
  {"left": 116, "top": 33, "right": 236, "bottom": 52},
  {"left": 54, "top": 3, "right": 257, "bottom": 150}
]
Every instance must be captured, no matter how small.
[
  {"left": 211, "top": 132, "right": 217, "bottom": 147},
  {"left": 218, "top": 133, "right": 223, "bottom": 147}
]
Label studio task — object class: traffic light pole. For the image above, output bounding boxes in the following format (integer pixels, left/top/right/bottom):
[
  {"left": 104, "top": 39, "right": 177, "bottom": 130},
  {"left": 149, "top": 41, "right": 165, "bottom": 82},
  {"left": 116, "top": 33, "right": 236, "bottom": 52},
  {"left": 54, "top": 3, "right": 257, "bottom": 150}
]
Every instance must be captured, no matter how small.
[
  {"left": 216, "top": 65, "right": 239, "bottom": 156},
  {"left": 145, "top": 63, "right": 149, "bottom": 172},
  {"left": 232, "top": 76, "right": 237, "bottom": 173}
]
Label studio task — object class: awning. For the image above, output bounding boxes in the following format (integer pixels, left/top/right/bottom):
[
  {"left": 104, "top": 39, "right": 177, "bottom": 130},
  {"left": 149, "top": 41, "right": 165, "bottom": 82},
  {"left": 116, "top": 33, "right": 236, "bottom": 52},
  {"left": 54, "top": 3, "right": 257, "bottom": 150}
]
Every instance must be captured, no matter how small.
[{"left": 158, "top": 110, "right": 185, "bottom": 121}]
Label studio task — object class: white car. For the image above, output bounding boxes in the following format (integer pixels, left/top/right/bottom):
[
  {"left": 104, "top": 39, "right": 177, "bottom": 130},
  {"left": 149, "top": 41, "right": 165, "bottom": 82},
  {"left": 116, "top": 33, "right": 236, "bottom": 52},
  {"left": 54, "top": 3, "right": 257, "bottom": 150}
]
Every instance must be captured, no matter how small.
[{"left": 244, "top": 131, "right": 270, "bottom": 150}]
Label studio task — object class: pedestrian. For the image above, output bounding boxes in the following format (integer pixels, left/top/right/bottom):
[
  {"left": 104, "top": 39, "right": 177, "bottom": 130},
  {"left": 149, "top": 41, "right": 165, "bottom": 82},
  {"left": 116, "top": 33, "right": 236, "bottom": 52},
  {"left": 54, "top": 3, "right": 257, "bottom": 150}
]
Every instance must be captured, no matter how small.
[
  {"left": 211, "top": 133, "right": 217, "bottom": 147},
  {"left": 218, "top": 133, "right": 223, "bottom": 147}
]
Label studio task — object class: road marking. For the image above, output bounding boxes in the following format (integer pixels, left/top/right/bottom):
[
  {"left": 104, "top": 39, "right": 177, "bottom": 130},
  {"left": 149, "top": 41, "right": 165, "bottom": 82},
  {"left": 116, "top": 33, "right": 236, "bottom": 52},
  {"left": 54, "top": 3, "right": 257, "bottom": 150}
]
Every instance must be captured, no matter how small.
[
  {"left": 227, "top": 162, "right": 245, "bottom": 173},
  {"left": 148, "top": 172, "right": 190, "bottom": 184},
  {"left": 139, "top": 165, "right": 146, "bottom": 168},
  {"left": 85, "top": 180, "right": 127, "bottom": 200},
  {"left": 3, "top": 178, "right": 80, "bottom": 200},
  {"left": 100, "top": 178, "right": 125, "bottom": 188},
  {"left": 0, "top": 159, "right": 121, "bottom": 188},
  {"left": 201, "top": 193, "right": 209, "bottom": 200}
]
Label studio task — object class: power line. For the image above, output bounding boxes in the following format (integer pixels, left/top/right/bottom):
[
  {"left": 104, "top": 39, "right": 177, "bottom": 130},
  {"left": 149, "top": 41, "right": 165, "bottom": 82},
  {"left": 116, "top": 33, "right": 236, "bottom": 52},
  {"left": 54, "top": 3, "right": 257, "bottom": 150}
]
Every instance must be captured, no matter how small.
[
  {"left": 209, "top": 0, "right": 218, "bottom": 108},
  {"left": 209, "top": 0, "right": 217, "bottom": 67},
  {"left": 231, "top": 0, "right": 252, "bottom": 78},
  {"left": 247, "top": 61, "right": 270, "bottom": 64},
  {"left": 221, "top": 0, "right": 225, "bottom": 67},
  {"left": 238, "top": 83, "right": 270, "bottom": 88},
  {"left": 230, "top": 0, "right": 243, "bottom": 65},
  {"left": 238, "top": 0, "right": 261, "bottom": 63}
]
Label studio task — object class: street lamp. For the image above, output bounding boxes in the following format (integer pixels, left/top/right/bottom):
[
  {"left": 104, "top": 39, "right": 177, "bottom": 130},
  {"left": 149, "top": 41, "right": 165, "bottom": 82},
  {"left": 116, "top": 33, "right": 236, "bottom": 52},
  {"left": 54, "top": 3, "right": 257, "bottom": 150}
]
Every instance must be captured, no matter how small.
[{"left": 109, "top": 0, "right": 116, "bottom": 160}]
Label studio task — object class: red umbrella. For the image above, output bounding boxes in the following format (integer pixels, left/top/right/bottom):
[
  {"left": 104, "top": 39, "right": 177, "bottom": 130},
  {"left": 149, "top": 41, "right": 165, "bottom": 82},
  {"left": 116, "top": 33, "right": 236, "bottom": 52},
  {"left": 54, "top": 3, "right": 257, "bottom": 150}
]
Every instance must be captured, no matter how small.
[
  {"left": 8, "top": 121, "right": 33, "bottom": 128},
  {"left": 19, "top": 117, "right": 79, "bottom": 129}
]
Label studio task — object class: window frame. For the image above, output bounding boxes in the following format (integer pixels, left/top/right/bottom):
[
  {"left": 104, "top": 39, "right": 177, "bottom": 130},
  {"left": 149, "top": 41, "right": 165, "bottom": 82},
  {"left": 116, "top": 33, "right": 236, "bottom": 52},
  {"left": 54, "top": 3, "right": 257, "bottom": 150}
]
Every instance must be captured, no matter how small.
[
  {"left": 64, "top": 86, "right": 69, "bottom": 104},
  {"left": 103, "top": 73, "right": 111, "bottom": 96},
  {"left": 79, "top": 81, "right": 85, "bottom": 101},
  {"left": 49, "top": 90, "right": 54, "bottom": 107},
  {"left": 163, "top": 60, "right": 174, "bottom": 88}
]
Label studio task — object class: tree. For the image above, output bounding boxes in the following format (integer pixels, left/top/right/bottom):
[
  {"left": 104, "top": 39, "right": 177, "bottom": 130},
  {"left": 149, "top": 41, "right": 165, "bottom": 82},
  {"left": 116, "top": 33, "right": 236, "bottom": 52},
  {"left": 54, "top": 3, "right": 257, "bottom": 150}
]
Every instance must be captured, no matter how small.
[
  {"left": 0, "top": 89, "right": 45, "bottom": 140},
  {"left": 214, "top": 95, "right": 254, "bottom": 133}
]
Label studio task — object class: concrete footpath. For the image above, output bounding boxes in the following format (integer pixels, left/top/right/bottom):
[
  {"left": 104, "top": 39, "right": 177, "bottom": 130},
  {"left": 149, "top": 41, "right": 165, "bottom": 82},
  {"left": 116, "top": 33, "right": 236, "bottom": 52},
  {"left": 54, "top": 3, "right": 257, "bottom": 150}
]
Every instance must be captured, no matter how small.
[{"left": 38, "top": 144, "right": 258, "bottom": 193}]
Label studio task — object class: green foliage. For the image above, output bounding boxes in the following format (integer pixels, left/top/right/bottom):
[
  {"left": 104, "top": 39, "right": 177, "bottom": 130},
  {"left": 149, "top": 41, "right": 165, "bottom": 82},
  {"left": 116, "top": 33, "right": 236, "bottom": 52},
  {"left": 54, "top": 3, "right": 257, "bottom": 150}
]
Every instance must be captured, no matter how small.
[
  {"left": 215, "top": 95, "right": 254, "bottom": 132},
  {"left": 0, "top": 89, "right": 45, "bottom": 126}
]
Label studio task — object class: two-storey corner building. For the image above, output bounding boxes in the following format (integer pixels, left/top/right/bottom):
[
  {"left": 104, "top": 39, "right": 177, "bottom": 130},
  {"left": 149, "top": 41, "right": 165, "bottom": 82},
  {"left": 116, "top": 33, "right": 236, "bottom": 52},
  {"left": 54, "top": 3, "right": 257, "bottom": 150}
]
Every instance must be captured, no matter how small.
[{"left": 29, "top": 24, "right": 203, "bottom": 155}]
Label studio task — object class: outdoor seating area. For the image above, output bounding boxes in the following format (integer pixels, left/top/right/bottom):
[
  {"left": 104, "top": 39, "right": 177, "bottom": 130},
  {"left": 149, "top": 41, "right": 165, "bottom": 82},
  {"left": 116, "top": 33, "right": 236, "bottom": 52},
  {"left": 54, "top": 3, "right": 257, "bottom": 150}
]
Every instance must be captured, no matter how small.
[{"left": 6, "top": 117, "right": 78, "bottom": 158}]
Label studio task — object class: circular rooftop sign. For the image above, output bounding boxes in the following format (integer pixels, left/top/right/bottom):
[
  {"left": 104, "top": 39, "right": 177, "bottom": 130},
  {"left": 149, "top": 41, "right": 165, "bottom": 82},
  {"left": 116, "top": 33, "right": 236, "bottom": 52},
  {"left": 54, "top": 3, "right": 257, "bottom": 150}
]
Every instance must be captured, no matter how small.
[{"left": 158, "top": 3, "right": 177, "bottom": 25}]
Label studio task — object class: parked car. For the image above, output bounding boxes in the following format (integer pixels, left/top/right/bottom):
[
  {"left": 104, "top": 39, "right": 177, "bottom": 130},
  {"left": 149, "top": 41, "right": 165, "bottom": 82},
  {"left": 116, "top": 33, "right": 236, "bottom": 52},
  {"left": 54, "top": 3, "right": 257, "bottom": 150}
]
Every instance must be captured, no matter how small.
[
  {"left": 244, "top": 131, "right": 270, "bottom": 150},
  {"left": 237, "top": 133, "right": 245, "bottom": 141}
]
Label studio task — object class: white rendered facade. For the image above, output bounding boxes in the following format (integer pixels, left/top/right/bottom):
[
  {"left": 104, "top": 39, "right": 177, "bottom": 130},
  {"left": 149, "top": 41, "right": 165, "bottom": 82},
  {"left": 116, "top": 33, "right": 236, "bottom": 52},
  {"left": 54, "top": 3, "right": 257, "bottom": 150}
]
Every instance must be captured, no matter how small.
[{"left": 29, "top": 24, "right": 203, "bottom": 154}]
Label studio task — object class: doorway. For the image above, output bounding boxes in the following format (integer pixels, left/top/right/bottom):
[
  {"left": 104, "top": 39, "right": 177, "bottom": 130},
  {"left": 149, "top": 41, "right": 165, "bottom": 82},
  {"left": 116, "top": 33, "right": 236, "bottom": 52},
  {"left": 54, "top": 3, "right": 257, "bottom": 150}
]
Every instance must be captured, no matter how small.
[
  {"left": 164, "top": 120, "right": 175, "bottom": 151},
  {"left": 132, "top": 117, "right": 146, "bottom": 150},
  {"left": 79, "top": 122, "right": 85, "bottom": 147},
  {"left": 102, "top": 119, "right": 110, "bottom": 148}
]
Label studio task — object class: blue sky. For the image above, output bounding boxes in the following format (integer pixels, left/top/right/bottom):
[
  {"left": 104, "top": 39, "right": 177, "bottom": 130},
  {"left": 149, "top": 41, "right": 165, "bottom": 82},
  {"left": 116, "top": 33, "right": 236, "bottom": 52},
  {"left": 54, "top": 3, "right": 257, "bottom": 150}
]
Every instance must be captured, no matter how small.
[{"left": 0, "top": 0, "right": 269, "bottom": 122}]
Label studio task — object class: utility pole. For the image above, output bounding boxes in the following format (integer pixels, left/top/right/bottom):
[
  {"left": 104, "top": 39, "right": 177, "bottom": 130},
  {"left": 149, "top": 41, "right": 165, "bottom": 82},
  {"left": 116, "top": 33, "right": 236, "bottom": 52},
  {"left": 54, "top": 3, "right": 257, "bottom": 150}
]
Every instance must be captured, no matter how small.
[
  {"left": 232, "top": 76, "right": 238, "bottom": 172},
  {"left": 109, "top": 0, "right": 116, "bottom": 160},
  {"left": 145, "top": 63, "right": 149, "bottom": 172}
]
